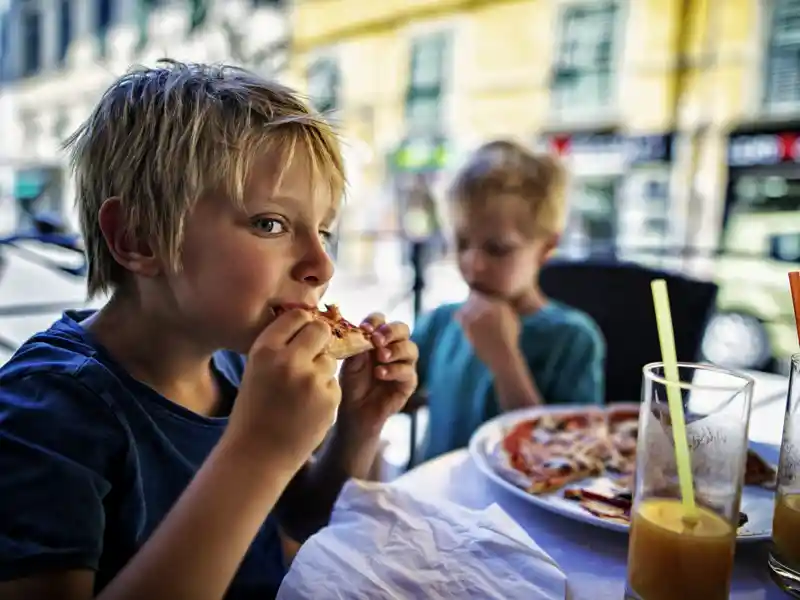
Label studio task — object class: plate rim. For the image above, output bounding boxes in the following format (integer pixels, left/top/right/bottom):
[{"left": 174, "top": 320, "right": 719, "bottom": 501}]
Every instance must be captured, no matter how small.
[{"left": 467, "top": 403, "right": 776, "bottom": 542}]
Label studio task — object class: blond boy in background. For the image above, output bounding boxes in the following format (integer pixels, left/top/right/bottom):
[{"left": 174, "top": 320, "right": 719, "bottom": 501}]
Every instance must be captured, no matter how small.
[{"left": 413, "top": 140, "right": 605, "bottom": 463}]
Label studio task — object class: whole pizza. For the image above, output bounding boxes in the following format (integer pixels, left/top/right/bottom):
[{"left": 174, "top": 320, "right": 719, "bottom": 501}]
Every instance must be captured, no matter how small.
[{"left": 498, "top": 405, "right": 776, "bottom": 527}]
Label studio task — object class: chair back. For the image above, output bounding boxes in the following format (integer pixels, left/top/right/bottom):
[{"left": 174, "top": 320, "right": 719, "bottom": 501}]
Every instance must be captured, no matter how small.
[{"left": 539, "top": 259, "right": 719, "bottom": 404}]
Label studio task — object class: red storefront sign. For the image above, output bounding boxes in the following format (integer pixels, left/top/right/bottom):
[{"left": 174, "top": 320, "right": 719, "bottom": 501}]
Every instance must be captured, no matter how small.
[{"left": 728, "top": 131, "right": 800, "bottom": 167}]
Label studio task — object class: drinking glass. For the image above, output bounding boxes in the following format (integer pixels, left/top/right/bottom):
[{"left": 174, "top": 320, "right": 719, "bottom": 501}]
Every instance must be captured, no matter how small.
[
  {"left": 769, "top": 353, "right": 800, "bottom": 596},
  {"left": 625, "top": 362, "right": 754, "bottom": 600}
]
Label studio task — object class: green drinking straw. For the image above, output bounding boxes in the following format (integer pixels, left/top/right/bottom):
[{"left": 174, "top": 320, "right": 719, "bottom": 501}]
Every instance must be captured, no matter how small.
[{"left": 651, "top": 279, "right": 698, "bottom": 522}]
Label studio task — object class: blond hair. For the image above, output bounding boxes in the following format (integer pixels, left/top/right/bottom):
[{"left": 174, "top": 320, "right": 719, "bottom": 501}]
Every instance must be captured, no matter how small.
[
  {"left": 448, "top": 140, "right": 567, "bottom": 237},
  {"left": 64, "top": 59, "right": 344, "bottom": 298}
]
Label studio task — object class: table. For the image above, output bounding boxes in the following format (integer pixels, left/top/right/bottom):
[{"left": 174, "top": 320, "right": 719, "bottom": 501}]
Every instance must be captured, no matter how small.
[
  {"left": 394, "top": 371, "right": 793, "bottom": 600},
  {"left": 395, "top": 451, "right": 783, "bottom": 600}
]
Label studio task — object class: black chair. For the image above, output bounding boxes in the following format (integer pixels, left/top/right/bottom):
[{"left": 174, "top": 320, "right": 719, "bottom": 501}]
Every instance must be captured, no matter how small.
[{"left": 539, "top": 259, "right": 719, "bottom": 404}]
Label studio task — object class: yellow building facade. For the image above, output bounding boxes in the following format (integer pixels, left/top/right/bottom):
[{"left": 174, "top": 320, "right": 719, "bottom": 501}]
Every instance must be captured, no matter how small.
[{"left": 287, "top": 0, "right": 781, "bottom": 280}]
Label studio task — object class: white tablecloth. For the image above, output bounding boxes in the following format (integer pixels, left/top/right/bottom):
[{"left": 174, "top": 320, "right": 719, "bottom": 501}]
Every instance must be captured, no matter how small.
[{"left": 393, "top": 370, "right": 793, "bottom": 600}]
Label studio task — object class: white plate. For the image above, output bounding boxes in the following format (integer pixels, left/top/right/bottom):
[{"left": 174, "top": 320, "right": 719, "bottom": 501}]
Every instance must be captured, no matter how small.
[{"left": 467, "top": 404, "right": 778, "bottom": 542}]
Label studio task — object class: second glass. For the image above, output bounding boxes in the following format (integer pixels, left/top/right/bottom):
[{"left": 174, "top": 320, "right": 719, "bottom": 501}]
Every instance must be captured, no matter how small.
[
  {"left": 625, "top": 362, "right": 754, "bottom": 600},
  {"left": 769, "top": 353, "right": 800, "bottom": 596}
]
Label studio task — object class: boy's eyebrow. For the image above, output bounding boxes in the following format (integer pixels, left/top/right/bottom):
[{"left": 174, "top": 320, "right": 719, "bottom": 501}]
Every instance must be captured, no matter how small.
[
  {"left": 321, "top": 205, "right": 339, "bottom": 228},
  {"left": 266, "top": 195, "right": 302, "bottom": 209}
]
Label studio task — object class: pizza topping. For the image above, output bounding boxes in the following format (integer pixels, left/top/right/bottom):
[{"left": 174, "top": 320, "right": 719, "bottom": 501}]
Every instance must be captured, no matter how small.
[
  {"left": 579, "top": 499, "right": 629, "bottom": 523},
  {"left": 744, "top": 448, "right": 777, "bottom": 488},
  {"left": 275, "top": 303, "right": 370, "bottom": 341}
]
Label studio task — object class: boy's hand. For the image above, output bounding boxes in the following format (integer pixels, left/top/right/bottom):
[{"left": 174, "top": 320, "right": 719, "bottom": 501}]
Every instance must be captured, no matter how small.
[
  {"left": 229, "top": 308, "right": 342, "bottom": 473},
  {"left": 338, "top": 314, "right": 418, "bottom": 438},
  {"left": 457, "top": 292, "right": 521, "bottom": 370}
]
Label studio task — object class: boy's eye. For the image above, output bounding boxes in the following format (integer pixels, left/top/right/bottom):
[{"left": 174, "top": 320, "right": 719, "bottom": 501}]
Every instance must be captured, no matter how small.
[
  {"left": 320, "top": 230, "right": 338, "bottom": 253},
  {"left": 253, "top": 218, "right": 285, "bottom": 234},
  {"left": 484, "top": 243, "right": 515, "bottom": 257}
]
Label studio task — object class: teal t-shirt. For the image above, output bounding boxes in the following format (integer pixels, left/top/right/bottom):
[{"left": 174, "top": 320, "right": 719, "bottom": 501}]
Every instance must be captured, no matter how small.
[{"left": 412, "top": 301, "right": 605, "bottom": 463}]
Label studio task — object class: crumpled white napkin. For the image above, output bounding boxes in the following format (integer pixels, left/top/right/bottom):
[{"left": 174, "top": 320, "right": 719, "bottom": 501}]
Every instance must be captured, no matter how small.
[{"left": 277, "top": 480, "right": 569, "bottom": 600}]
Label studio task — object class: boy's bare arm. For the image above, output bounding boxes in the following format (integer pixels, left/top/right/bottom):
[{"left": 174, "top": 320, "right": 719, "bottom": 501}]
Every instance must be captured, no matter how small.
[
  {"left": 490, "top": 348, "right": 544, "bottom": 411},
  {"left": 275, "top": 425, "right": 383, "bottom": 544},
  {"left": 99, "top": 435, "right": 299, "bottom": 600}
]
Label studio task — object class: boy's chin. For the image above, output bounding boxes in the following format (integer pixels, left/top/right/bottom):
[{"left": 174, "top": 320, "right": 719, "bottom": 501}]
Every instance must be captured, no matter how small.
[{"left": 467, "top": 284, "right": 507, "bottom": 299}]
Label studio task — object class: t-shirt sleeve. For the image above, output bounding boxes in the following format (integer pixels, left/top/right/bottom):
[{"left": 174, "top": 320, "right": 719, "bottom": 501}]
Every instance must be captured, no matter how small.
[
  {"left": 548, "top": 321, "right": 606, "bottom": 406},
  {"left": 0, "top": 372, "right": 123, "bottom": 580},
  {"left": 410, "top": 306, "right": 449, "bottom": 391}
]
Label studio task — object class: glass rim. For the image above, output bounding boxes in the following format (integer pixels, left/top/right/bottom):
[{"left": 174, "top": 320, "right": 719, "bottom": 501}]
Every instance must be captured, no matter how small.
[{"left": 642, "top": 361, "right": 755, "bottom": 392}]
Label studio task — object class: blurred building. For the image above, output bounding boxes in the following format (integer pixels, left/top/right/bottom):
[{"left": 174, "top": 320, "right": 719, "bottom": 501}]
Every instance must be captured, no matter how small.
[
  {"left": 287, "top": 0, "right": 789, "bottom": 263},
  {"left": 0, "top": 0, "right": 287, "bottom": 231},
  {"left": 289, "top": 0, "right": 800, "bottom": 369}
]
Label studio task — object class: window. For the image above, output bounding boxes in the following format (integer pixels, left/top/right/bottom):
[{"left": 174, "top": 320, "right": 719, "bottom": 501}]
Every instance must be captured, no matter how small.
[
  {"left": 95, "top": 0, "right": 114, "bottom": 58},
  {"left": 0, "top": 11, "right": 8, "bottom": 81},
  {"left": 96, "top": 0, "right": 113, "bottom": 30},
  {"left": 307, "top": 57, "right": 339, "bottom": 114},
  {"left": 732, "top": 175, "right": 800, "bottom": 214},
  {"left": 551, "top": 2, "right": 619, "bottom": 115},
  {"left": 405, "top": 31, "right": 451, "bottom": 135},
  {"left": 21, "top": 7, "right": 41, "bottom": 76},
  {"left": 765, "top": 0, "right": 800, "bottom": 109},
  {"left": 561, "top": 178, "right": 620, "bottom": 257},
  {"left": 57, "top": 0, "right": 72, "bottom": 66}
]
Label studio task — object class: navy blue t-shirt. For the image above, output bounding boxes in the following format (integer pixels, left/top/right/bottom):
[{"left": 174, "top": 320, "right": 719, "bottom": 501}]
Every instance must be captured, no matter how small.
[{"left": 0, "top": 311, "right": 286, "bottom": 598}]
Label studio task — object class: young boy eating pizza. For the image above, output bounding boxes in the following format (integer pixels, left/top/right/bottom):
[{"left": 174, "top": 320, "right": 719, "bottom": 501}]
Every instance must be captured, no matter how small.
[
  {"left": 413, "top": 140, "right": 605, "bottom": 463},
  {"left": 0, "top": 60, "right": 418, "bottom": 600}
]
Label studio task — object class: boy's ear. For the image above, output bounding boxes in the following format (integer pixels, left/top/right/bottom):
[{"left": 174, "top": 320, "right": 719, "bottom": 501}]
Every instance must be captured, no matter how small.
[
  {"left": 540, "top": 233, "right": 560, "bottom": 263},
  {"left": 98, "top": 197, "right": 161, "bottom": 279}
]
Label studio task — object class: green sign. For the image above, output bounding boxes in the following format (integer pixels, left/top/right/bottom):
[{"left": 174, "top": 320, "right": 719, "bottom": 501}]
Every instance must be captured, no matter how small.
[{"left": 391, "top": 137, "right": 450, "bottom": 173}]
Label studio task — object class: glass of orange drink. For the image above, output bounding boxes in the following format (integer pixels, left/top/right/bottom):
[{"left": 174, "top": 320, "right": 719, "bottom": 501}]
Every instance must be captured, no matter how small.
[
  {"left": 769, "top": 354, "right": 800, "bottom": 595},
  {"left": 624, "top": 362, "right": 754, "bottom": 600}
]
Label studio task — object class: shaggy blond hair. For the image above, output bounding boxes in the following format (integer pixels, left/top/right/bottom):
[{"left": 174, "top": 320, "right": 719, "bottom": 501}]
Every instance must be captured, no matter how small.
[
  {"left": 64, "top": 59, "right": 345, "bottom": 298},
  {"left": 449, "top": 140, "right": 567, "bottom": 237}
]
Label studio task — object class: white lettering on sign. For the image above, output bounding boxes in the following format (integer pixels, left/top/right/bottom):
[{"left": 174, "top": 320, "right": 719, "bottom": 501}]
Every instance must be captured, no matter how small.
[{"left": 729, "top": 135, "right": 782, "bottom": 167}]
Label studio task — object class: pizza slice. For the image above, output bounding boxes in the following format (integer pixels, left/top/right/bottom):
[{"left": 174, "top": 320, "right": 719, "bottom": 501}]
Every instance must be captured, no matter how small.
[
  {"left": 744, "top": 448, "right": 778, "bottom": 489},
  {"left": 526, "top": 448, "right": 606, "bottom": 494},
  {"left": 276, "top": 303, "right": 374, "bottom": 360}
]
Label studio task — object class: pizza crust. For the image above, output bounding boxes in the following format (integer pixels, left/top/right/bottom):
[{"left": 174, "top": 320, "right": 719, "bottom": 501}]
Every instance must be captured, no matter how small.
[{"left": 327, "top": 330, "right": 374, "bottom": 360}]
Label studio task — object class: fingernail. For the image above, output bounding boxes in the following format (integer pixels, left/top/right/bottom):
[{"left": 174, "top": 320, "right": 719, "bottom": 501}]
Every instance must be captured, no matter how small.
[
  {"left": 377, "top": 367, "right": 388, "bottom": 378},
  {"left": 361, "top": 322, "right": 375, "bottom": 333}
]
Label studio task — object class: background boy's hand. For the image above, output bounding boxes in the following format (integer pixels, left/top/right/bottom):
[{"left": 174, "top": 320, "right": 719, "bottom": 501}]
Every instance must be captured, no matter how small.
[
  {"left": 457, "top": 292, "right": 521, "bottom": 370},
  {"left": 338, "top": 314, "right": 418, "bottom": 439},
  {"left": 230, "top": 309, "right": 342, "bottom": 473}
]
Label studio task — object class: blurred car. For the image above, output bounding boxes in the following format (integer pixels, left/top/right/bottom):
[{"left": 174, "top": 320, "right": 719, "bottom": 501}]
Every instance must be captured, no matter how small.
[{"left": 701, "top": 174, "right": 800, "bottom": 373}]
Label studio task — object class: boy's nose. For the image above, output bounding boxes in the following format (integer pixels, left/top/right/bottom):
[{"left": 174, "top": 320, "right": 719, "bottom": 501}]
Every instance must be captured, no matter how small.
[
  {"left": 461, "top": 248, "right": 488, "bottom": 276},
  {"left": 293, "top": 237, "right": 335, "bottom": 287}
]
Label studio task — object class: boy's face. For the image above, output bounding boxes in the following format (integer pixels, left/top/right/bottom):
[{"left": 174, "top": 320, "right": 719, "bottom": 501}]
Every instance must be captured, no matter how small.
[
  {"left": 452, "top": 197, "right": 555, "bottom": 302},
  {"left": 165, "top": 151, "right": 338, "bottom": 353}
]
